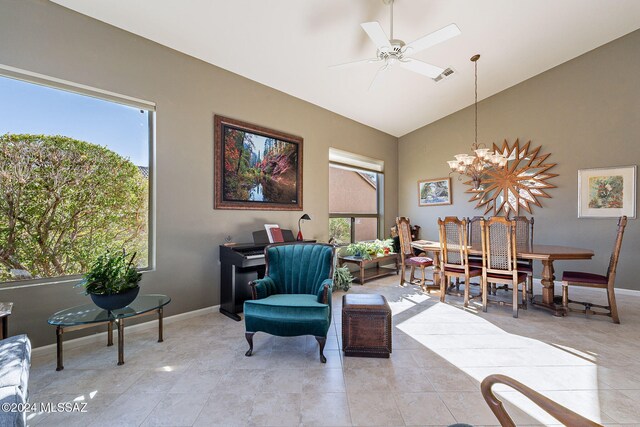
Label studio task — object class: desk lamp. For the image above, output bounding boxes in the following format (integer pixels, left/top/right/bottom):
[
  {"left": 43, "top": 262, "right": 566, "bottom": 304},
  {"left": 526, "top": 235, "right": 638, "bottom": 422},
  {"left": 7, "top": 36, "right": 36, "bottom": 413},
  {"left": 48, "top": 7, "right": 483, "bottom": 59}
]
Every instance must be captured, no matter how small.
[{"left": 297, "top": 214, "right": 311, "bottom": 241}]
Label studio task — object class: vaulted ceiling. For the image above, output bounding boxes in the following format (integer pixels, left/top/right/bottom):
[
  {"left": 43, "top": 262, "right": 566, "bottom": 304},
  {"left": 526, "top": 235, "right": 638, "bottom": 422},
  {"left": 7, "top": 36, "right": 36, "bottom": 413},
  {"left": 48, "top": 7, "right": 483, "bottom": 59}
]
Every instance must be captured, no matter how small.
[{"left": 51, "top": 0, "right": 640, "bottom": 137}]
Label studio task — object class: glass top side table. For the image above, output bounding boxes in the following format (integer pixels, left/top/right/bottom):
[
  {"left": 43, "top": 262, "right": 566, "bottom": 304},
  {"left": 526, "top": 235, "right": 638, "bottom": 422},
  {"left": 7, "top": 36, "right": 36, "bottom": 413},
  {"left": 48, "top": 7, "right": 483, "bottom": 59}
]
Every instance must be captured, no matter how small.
[{"left": 48, "top": 294, "right": 171, "bottom": 371}]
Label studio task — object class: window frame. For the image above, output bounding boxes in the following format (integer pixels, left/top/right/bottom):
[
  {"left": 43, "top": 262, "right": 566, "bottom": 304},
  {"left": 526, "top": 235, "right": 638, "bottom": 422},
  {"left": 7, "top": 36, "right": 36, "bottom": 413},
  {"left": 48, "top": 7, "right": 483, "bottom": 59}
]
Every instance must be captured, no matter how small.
[
  {"left": 329, "top": 161, "right": 384, "bottom": 244},
  {"left": 0, "top": 64, "right": 156, "bottom": 289}
]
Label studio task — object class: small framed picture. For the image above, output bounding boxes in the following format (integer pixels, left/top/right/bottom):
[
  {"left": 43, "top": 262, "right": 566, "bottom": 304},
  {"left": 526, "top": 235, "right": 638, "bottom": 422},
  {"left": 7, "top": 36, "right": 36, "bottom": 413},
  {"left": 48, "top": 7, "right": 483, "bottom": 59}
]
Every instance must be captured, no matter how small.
[
  {"left": 578, "top": 165, "right": 636, "bottom": 218},
  {"left": 418, "top": 177, "right": 452, "bottom": 206}
]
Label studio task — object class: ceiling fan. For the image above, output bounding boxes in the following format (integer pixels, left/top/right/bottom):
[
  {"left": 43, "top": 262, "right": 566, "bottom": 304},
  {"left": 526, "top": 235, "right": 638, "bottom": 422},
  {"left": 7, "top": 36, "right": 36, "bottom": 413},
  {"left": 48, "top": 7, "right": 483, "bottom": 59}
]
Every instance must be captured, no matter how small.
[{"left": 331, "top": 0, "right": 461, "bottom": 90}]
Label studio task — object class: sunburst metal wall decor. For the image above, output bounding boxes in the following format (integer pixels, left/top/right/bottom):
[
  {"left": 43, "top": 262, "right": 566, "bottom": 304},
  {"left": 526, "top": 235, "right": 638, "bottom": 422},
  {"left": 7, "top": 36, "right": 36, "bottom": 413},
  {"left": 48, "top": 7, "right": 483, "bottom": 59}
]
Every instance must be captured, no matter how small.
[{"left": 465, "top": 139, "right": 557, "bottom": 216}]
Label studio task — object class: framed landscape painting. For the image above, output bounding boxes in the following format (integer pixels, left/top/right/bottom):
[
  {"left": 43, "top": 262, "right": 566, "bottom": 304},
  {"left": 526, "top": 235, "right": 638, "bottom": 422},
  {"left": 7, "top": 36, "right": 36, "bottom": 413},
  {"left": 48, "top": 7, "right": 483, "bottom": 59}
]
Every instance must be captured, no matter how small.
[
  {"left": 578, "top": 165, "right": 636, "bottom": 218},
  {"left": 214, "top": 115, "right": 303, "bottom": 210},
  {"left": 418, "top": 177, "right": 452, "bottom": 206}
]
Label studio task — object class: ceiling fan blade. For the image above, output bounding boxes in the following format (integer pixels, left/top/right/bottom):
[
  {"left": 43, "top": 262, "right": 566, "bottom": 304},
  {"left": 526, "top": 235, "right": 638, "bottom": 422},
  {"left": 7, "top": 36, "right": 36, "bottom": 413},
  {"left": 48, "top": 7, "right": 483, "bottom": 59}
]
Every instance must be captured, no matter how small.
[
  {"left": 361, "top": 22, "right": 391, "bottom": 50},
  {"left": 400, "top": 58, "right": 444, "bottom": 78},
  {"left": 329, "top": 58, "right": 381, "bottom": 69},
  {"left": 368, "top": 64, "right": 389, "bottom": 91},
  {"left": 404, "top": 23, "right": 461, "bottom": 55}
]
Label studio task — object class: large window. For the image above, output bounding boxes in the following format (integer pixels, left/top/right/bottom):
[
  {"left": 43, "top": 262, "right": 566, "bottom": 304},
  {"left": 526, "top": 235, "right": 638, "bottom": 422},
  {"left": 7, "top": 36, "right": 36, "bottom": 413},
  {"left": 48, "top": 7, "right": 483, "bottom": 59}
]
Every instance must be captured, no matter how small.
[
  {"left": 0, "top": 70, "right": 154, "bottom": 284},
  {"left": 329, "top": 159, "right": 383, "bottom": 244}
]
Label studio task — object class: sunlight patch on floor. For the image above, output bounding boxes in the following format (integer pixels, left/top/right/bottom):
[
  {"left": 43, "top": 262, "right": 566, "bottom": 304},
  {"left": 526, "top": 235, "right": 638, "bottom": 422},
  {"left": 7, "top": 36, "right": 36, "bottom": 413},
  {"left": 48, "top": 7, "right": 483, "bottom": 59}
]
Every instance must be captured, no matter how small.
[{"left": 395, "top": 302, "right": 604, "bottom": 425}]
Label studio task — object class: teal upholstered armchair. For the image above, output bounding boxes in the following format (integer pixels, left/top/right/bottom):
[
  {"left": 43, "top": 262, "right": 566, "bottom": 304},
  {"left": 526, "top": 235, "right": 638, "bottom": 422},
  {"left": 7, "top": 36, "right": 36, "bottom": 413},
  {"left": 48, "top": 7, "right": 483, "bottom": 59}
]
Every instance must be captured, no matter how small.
[{"left": 244, "top": 243, "right": 334, "bottom": 363}]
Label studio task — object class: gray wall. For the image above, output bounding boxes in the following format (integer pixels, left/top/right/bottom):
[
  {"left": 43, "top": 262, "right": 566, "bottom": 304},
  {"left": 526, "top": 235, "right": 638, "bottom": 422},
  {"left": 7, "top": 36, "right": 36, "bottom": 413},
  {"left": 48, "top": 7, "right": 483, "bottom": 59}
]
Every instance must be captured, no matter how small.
[
  {"left": 399, "top": 30, "right": 640, "bottom": 291},
  {"left": 0, "top": 0, "right": 398, "bottom": 346}
]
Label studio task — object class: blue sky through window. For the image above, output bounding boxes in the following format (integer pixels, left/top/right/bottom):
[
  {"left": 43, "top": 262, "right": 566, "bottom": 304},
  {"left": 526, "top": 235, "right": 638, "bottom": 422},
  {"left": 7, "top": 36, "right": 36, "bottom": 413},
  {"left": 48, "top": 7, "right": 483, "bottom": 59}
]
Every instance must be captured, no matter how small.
[{"left": 0, "top": 75, "right": 149, "bottom": 166}]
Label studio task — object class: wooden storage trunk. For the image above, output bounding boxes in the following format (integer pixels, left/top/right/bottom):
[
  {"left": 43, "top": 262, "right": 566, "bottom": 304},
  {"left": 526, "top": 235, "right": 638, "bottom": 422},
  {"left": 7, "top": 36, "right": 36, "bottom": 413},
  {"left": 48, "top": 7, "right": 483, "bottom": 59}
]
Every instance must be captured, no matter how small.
[{"left": 342, "top": 294, "right": 392, "bottom": 358}]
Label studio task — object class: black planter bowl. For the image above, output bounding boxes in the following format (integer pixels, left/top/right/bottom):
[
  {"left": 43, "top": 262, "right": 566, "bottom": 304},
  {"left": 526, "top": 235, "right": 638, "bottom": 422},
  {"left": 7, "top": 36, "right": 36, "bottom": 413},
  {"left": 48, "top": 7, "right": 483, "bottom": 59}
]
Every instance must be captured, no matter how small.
[{"left": 90, "top": 286, "right": 140, "bottom": 311}]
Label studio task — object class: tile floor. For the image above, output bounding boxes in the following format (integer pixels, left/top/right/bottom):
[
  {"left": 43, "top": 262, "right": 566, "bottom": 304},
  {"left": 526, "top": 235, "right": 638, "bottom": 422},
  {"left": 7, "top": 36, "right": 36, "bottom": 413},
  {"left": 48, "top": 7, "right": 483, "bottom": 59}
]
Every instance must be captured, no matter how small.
[{"left": 27, "top": 274, "right": 640, "bottom": 426}]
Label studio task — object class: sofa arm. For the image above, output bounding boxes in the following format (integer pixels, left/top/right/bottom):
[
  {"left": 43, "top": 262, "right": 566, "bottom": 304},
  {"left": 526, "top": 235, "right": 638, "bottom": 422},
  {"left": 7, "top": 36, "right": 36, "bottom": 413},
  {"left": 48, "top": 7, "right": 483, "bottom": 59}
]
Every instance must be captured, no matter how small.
[
  {"left": 249, "top": 276, "right": 277, "bottom": 300},
  {"left": 317, "top": 279, "right": 333, "bottom": 305}
]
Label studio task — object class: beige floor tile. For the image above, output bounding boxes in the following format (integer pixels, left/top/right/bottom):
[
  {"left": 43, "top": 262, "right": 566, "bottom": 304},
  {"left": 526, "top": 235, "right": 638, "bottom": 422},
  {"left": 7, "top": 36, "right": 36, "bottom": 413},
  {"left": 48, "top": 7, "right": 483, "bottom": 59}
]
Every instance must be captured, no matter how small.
[
  {"left": 424, "top": 368, "right": 479, "bottom": 392},
  {"left": 192, "top": 391, "right": 254, "bottom": 426},
  {"left": 27, "top": 276, "right": 640, "bottom": 427},
  {"left": 300, "top": 392, "right": 351, "bottom": 426},
  {"left": 140, "top": 392, "right": 210, "bottom": 426},
  {"left": 347, "top": 391, "right": 404, "bottom": 426},
  {"left": 344, "top": 367, "right": 391, "bottom": 393},
  {"left": 87, "top": 391, "right": 164, "bottom": 427},
  {"left": 394, "top": 392, "right": 456, "bottom": 426},
  {"left": 302, "top": 368, "right": 346, "bottom": 393},
  {"left": 439, "top": 391, "right": 501, "bottom": 425},
  {"left": 248, "top": 392, "right": 301, "bottom": 426}
]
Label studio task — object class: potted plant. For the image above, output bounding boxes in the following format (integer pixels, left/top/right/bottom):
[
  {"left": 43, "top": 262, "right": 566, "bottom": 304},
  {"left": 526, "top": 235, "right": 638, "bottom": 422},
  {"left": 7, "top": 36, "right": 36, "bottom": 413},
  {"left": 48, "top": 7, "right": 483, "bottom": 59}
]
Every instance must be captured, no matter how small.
[
  {"left": 333, "top": 266, "right": 354, "bottom": 292},
  {"left": 345, "top": 242, "right": 372, "bottom": 260},
  {"left": 78, "top": 250, "right": 142, "bottom": 311}
]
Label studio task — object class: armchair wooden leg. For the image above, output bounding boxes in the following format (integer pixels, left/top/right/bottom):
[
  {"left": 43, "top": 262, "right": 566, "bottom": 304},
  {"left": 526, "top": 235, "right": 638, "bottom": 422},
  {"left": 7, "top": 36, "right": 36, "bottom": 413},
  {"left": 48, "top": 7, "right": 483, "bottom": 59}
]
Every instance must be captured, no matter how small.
[
  {"left": 400, "top": 263, "right": 406, "bottom": 286},
  {"left": 315, "top": 336, "right": 327, "bottom": 363},
  {"left": 527, "top": 275, "right": 534, "bottom": 302},
  {"left": 409, "top": 266, "right": 416, "bottom": 284},
  {"left": 522, "top": 283, "right": 527, "bottom": 310},
  {"left": 513, "top": 284, "right": 519, "bottom": 318},
  {"left": 608, "top": 288, "right": 620, "bottom": 324},
  {"left": 440, "top": 272, "right": 446, "bottom": 302},
  {"left": 245, "top": 332, "right": 255, "bottom": 357}
]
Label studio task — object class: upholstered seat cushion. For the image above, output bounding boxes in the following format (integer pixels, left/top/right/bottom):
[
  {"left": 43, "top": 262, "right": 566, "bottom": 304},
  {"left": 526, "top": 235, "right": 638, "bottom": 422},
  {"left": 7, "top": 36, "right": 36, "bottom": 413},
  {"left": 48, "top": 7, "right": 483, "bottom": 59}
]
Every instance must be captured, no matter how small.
[
  {"left": 444, "top": 266, "right": 482, "bottom": 274},
  {"left": 562, "top": 271, "right": 608, "bottom": 285},
  {"left": 245, "top": 294, "right": 330, "bottom": 337},
  {"left": 405, "top": 256, "right": 433, "bottom": 267},
  {"left": 517, "top": 263, "right": 533, "bottom": 273},
  {"left": 487, "top": 271, "right": 528, "bottom": 282}
]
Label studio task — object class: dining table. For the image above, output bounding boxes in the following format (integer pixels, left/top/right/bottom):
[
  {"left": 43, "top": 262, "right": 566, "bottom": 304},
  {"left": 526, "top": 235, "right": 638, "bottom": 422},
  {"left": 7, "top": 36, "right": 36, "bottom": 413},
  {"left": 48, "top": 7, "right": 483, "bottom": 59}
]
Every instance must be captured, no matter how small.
[{"left": 411, "top": 240, "right": 594, "bottom": 316}]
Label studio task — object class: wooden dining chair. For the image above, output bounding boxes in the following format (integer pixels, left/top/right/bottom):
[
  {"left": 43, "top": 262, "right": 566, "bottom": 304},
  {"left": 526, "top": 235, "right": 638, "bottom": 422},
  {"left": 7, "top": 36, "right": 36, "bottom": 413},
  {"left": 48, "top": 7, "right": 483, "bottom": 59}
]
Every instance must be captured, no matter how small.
[
  {"left": 513, "top": 216, "right": 535, "bottom": 301},
  {"left": 480, "top": 217, "right": 528, "bottom": 318},
  {"left": 438, "top": 217, "right": 482, "bottom": 306},
  {"left": 396, "top": 217, "right": 436, "bottom": 292},
  {"left": 561, "top": 216, "right": 627, "bottom": 324}
]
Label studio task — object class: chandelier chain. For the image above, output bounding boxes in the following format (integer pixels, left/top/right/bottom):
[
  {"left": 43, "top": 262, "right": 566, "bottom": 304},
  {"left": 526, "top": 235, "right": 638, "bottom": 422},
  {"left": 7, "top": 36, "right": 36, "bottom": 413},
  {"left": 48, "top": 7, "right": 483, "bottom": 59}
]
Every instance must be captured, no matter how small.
[{"left": 474, "top": 57, "right": 478, "bottom": 147}]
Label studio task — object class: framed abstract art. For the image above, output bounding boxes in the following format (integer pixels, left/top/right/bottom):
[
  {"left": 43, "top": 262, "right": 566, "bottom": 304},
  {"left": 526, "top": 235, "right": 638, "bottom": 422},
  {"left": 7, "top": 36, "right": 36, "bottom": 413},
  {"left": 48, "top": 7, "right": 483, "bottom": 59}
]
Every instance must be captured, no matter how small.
[{"left": 578, "top": 165, "right": 636, "bottom": 218}]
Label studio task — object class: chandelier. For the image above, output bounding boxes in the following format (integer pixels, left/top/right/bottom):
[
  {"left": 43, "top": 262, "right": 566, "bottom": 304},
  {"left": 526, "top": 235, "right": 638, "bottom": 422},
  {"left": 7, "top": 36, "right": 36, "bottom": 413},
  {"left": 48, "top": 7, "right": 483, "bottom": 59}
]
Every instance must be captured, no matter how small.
[{"left": 447, "top": 54, "right": 507, "bottom": 190}]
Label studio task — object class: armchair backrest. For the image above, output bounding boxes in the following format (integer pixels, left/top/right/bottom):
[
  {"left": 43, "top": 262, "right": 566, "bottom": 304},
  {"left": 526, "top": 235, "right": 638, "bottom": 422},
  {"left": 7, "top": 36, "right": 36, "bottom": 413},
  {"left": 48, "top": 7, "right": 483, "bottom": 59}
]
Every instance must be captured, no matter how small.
[{"left": 264, "top": 243, "right": 334, "bottom": 295}]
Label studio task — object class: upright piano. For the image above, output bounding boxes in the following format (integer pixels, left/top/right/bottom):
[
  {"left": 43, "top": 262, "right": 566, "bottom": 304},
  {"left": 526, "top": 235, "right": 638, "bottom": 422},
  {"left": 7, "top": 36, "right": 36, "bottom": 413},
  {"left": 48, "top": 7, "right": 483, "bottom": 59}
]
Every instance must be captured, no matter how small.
[
  {"left": 219, "top": 243, "right": 267, "bottom": 321},
  {"left": 218, "top": 229, "right": 313, "bottom": 321}
]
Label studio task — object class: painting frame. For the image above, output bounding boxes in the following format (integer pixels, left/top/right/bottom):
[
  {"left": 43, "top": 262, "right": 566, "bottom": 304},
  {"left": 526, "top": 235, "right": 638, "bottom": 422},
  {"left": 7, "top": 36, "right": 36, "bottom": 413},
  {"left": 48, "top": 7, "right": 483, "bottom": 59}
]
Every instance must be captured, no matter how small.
[
  {"left": 578, "top": 165, "right": 636, "bottom": 219},
  {"left": 214, "top": 115, "right": 303, "bottom": 210},
  {"left": 418, "top": 177, "right": 452, "bottom": 207}
]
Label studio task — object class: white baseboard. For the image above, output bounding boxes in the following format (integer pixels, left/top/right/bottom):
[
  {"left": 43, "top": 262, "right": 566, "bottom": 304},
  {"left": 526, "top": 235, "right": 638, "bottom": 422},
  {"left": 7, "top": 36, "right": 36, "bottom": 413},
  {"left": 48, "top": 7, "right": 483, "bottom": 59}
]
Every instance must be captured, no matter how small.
[{"left": 32, "top": 305, "right": 219, "bottom": 358}]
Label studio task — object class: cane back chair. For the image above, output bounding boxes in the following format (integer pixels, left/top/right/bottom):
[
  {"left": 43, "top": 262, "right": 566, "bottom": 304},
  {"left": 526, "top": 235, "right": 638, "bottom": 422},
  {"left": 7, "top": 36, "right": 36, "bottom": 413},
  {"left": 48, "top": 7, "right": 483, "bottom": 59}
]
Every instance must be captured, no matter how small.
[
  {"left": 480, "top": 217, "right": 528, "bottom": 318},
  {"left": 438, "top": 217, "right": 482, "bottom": 306},
  {"left": 396, "top": 217, "right": 435, "bottom": 292},
  {"left": 513, "top": 216, "right": 535, "bottom": 300},
  {"left": 561, "top": 216, "right": 627, "bottom": 323}
]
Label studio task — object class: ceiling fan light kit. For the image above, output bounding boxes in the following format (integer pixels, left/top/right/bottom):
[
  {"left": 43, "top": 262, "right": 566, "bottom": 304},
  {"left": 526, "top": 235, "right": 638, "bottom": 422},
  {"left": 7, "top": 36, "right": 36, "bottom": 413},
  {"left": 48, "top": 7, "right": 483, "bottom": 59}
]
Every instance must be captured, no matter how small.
[{"left": 330, "top": 0, "right": 461, "bottom": 89}]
